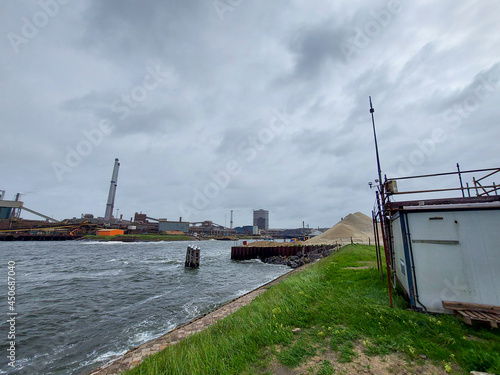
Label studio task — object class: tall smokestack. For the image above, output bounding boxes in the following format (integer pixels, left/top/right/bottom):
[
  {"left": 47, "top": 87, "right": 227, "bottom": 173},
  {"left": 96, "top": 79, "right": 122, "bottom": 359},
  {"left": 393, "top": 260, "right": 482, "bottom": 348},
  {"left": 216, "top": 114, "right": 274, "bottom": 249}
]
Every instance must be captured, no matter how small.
[
  {"left": 230, "top": 210, "right": 233, "bottom": 229},
  {"left": 104, "top": 158, "right": 120, "bottom": 221}
]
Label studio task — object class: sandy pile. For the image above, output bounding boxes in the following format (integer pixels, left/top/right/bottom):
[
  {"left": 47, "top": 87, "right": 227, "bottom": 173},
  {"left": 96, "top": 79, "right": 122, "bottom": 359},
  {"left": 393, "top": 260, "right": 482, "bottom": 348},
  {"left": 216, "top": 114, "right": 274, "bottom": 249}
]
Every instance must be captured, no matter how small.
[
  {"left": 246, "top": 212, "right": 378, "bottom": 248},
  {"left": 304, "top": 212, "right": 378, "bottom": 245}
]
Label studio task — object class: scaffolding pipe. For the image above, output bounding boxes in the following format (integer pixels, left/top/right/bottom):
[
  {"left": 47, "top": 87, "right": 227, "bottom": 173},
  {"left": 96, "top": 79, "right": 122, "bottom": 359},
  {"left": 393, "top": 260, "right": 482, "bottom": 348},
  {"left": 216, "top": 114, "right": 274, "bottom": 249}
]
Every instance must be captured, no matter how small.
[
  {"left": 377, "top": 191, "right": 393, "bottom": 308},
  {"left": 389, "top": 167, "right": 500, "bottom": 181},
  {"left": 457, "top": 163, "right": 465, "bottom": 197}
]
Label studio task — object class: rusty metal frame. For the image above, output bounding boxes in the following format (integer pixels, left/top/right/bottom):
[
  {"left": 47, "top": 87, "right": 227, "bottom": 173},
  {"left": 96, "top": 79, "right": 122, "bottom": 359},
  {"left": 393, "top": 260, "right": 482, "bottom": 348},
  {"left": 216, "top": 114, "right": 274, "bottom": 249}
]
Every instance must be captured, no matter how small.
[
  {"left": 385, "top": 167, "right": 500, "bottom": 198},
  {"left": 377, "top": 165, "right": 500, "bottom": 311}
]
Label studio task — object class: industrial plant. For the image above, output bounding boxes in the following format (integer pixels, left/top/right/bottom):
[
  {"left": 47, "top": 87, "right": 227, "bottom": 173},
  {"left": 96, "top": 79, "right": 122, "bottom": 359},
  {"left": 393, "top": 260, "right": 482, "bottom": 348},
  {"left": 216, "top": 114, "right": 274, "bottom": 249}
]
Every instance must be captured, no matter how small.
[{"left": 0, "top": 159, "right": 321, "bottom": 241}]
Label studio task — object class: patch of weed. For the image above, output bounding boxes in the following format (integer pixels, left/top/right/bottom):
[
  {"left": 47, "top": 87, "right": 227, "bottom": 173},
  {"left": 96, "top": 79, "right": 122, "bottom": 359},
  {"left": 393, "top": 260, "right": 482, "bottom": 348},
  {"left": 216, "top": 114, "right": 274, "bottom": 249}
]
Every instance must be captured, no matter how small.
[
  {"left": 277, "top": 339, "right": 316, "bottom": 368},
  {"left": 317, "top": 360, "right": 335, "bottom": 375}
]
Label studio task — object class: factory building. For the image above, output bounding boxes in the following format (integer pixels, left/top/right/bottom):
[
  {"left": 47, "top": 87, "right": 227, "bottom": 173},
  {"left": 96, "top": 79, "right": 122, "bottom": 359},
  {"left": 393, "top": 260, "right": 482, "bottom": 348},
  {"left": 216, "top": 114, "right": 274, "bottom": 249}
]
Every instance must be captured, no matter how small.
[
  {"left": 158, "top": 219, "right": 190, "bottom": 233},
  {"left": 253, "top": 209, "right": 269, "bottom": 230},
  {"left": 134, "top": 212, "right": 147, "bottom": 223},
  {"left": 0, "top": 190, "right": 58, "bottom": 223}
]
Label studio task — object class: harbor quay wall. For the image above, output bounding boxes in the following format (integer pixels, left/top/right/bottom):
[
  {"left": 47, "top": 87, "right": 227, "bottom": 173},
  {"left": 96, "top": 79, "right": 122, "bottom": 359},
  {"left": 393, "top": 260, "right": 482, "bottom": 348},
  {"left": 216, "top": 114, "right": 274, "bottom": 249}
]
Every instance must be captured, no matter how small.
[
  {"left": 0, "top": 233, "right": 78, "bottom": 241},
  {"left": 230, "top": 244, "right": 337, "bottom": 261}
]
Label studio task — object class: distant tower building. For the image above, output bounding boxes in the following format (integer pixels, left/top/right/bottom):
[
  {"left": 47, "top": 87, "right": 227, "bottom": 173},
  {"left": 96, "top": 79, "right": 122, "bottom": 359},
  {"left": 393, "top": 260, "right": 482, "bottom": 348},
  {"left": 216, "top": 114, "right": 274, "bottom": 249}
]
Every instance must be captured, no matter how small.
[
  {"left": 104, "top": 158, "right": 120, "bottom": 221},
  {"left": 253, "top": 209, "right": 269, "bottom": 230}
]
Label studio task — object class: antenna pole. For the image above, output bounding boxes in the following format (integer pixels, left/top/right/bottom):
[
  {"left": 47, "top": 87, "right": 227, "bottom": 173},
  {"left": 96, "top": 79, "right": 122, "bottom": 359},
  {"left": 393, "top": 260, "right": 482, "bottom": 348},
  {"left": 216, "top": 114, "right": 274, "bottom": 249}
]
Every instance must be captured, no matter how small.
[
  {"left": 370, "top": 97, "right": 393, "bottom": 308},
  {"left": 370, "top": 97, "right": 383, "bottom": 187}
]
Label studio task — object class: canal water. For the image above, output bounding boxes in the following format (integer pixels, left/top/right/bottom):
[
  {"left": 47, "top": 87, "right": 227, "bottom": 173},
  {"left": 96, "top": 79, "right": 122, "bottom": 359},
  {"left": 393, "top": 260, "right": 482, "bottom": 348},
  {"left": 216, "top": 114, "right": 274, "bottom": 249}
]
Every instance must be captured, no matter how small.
[{"left": 0, "top": 240, "right": 289, "bottom": 375}]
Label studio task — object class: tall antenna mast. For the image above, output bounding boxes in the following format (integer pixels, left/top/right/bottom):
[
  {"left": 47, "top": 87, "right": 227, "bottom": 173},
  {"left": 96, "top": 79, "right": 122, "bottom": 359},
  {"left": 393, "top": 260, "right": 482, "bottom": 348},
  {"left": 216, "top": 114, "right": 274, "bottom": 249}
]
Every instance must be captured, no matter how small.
[
  {"left": 370, "top": 97, "right": 383, "bottom": 187},
  {"left": 369, "top": 96, "right": 393, "bottom": 308}
]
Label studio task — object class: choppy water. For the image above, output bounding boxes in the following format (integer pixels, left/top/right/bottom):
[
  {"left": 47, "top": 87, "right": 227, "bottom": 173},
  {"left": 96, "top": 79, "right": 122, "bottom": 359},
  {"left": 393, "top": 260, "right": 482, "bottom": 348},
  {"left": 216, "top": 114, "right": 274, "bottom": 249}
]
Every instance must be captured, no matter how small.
[{"left": 0, "top": 240, "right": 289, "bottom": 375}]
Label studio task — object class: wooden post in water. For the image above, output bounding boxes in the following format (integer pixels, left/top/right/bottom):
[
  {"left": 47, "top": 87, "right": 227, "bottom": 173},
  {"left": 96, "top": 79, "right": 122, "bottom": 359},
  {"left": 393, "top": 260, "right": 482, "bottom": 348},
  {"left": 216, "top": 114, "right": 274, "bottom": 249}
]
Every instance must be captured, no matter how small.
[{"left": 185, "top": 245, "right": 200, "bottom": 268}]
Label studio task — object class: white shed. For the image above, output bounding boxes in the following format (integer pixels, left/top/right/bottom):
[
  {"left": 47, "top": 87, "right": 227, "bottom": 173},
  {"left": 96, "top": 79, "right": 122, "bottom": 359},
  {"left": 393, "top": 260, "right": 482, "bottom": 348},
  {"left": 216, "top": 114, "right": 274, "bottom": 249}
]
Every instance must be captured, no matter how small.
[
  {"left": 388, "top": 198, "right": 500, "bottom": 313},
  {"left": 373, "top": 166, "right": 500, "bottom": 325}
]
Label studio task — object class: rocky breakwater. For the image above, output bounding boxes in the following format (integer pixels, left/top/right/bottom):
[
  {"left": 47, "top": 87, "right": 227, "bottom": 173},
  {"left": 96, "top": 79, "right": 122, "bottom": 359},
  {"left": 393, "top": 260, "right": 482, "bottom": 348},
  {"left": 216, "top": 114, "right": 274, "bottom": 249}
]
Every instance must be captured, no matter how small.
[{"left": 261, "top": 245, "right": 337, "bottom": 268}]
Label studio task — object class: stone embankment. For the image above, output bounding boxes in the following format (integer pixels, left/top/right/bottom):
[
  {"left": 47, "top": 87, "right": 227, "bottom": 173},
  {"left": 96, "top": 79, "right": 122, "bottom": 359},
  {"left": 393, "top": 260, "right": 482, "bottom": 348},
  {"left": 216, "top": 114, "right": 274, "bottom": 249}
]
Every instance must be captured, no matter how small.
[{"left": 261, "top": 245, "right": 337, "bottom": 268}]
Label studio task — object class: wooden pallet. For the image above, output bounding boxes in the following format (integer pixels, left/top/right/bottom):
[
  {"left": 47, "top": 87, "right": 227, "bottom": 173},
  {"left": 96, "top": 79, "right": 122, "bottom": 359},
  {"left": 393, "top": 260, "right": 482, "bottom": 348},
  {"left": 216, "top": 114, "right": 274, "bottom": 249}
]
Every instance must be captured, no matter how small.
[{"left": 442, "top": 301, "right": 500, "bottom": 328}]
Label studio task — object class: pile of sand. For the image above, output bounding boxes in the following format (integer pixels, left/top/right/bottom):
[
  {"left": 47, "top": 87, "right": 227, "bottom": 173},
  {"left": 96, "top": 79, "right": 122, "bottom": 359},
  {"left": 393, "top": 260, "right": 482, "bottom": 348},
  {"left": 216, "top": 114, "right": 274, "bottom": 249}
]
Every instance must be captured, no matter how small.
[
  {"left": 245, "top": 212, "right": 378, "bottom": 248},
  {"left": 304, "top": 212, "right": 377, "bottom": 245}
]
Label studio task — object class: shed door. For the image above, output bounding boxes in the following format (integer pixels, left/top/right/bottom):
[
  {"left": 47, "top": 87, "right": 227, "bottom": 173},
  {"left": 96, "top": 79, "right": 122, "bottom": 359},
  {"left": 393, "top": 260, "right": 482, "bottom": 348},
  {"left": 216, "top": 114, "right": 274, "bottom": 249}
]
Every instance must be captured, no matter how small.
[{"left": 407, "top": 212, "right": 472, "bottom": 313}]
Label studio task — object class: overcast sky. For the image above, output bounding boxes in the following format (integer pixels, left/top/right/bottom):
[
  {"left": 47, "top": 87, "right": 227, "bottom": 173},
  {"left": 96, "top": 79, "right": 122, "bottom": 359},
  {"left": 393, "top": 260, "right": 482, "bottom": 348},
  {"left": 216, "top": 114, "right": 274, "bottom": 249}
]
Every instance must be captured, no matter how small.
[{"left": 1, "top": 1, "right": 499, "bottom": 228}]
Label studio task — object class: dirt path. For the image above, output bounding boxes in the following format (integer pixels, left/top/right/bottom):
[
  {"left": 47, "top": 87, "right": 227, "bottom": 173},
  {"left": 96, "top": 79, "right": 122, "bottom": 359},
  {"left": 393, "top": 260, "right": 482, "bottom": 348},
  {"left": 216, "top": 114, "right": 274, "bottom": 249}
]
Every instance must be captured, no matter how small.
[{"left": 269, "top": 344, "right": 452, "bottom": 375}]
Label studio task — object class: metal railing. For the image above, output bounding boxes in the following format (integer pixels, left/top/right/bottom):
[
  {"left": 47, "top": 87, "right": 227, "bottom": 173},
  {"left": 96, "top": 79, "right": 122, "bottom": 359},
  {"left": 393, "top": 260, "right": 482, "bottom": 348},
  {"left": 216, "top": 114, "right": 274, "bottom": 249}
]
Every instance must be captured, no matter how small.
[
  {"left": 384, "top": 166, "right": 500, "bottom": 199},
  {"left": 473, "top": 168, "right": 500, "bottom": 196}
]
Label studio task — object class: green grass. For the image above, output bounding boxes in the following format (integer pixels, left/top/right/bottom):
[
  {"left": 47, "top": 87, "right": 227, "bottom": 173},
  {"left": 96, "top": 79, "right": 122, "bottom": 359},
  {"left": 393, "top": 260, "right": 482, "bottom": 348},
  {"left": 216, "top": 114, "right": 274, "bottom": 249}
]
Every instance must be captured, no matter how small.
[
  {"left": 82, "top": 234, "right": 191, "bottom": 241},
  {"left": 125, "top": 244, "right": 500, "bottom": 375},
  {"left": 316, "top": 360, "right": 334, "bottom": 375}
]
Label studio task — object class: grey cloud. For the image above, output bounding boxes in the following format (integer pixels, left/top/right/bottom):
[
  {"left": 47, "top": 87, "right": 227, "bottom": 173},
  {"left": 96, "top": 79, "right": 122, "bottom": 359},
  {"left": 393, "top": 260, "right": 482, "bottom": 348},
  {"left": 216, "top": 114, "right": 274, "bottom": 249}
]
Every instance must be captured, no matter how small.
[
  {"left": 290, "top": 129, "right": 354, "bottom": 157},
  {"left": 1, "top": 1, "right": 499, "bottom": 227},
  {"left": 287, "top": 22, "right": 348, "bottom": 80},
  {"left": 60, "top": 91, "right": 112, "bottom": 113},
  {"left": 112, "top": 106, "right": 194, "bottom": 136},
  {"left": 435, "top": 63, "right": 500, "bottom": 111},
  {"left": 80, "top": 1, "right": 208, "bottom": 54}
]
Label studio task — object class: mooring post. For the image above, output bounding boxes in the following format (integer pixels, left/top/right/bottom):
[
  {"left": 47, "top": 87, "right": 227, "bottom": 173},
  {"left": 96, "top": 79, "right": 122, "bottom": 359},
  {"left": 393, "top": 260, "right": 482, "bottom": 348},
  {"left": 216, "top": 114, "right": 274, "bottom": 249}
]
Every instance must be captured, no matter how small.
[{"left": 185, "top": 245, "right": 200, "bottom": 268}]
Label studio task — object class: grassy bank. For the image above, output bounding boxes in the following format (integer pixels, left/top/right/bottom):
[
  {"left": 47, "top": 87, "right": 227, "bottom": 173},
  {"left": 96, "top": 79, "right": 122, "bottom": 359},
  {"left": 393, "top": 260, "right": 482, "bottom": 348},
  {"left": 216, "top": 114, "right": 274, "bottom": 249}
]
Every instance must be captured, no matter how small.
[
  {"left": 82, "top": 234, "right": 191, "bottom": 242},
  {"left": 126, "top": 245, "right": 500, "bottom": 374}
]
